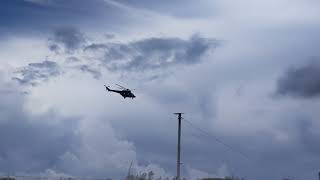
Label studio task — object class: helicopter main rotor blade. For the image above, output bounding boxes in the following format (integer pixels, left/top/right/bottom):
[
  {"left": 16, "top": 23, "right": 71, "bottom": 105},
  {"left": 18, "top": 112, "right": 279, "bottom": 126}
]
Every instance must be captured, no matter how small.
[{"left": 115, "top": 84, "right": 127, "bottom": 89}]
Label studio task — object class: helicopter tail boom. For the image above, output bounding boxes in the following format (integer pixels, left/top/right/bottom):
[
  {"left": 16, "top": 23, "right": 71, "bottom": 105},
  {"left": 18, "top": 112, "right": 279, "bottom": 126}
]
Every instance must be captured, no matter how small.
[{"left": 104, "top": 85, "right": 111, "bottom": 91}]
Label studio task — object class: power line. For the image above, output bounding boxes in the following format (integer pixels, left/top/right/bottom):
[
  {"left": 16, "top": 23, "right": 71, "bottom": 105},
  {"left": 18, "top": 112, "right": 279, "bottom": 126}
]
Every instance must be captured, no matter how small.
[
  {"left": 182, "top": 119, "right": 309, "bottom": 179},
  {"left": 182, "top": 118, "right": 250, "bottom": 160}
]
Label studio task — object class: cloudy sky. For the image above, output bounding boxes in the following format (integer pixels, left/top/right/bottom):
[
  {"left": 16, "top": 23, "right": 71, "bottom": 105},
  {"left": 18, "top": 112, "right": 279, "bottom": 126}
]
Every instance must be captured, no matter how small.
[{"left": 1, "top": 0, "right": 320, "bottom": 179}]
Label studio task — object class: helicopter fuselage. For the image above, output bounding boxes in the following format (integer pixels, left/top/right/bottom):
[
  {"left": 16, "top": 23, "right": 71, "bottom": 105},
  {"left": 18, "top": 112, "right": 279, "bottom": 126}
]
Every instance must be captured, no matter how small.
[
  {"left": 105, "top": 85, "right": 136, "bottom": 99},
  {"left": 118, "top": 89, "right": 135, "bottom": 98}
]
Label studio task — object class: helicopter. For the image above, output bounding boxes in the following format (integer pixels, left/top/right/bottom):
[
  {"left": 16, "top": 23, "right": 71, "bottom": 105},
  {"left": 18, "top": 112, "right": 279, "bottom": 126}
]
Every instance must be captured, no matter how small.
[{"left": 104, "top": 84, "right": 136, "bottom": 99}]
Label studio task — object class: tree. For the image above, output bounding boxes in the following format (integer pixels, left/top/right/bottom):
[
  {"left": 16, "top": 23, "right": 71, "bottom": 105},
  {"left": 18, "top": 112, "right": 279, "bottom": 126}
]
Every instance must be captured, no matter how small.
[{"left": 148, "top": 171, "right": 154, "bottom": 180}]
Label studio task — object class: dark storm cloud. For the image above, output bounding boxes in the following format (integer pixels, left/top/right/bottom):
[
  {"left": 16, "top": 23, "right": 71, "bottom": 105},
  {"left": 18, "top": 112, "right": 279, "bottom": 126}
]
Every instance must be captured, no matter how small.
[
  {"left": 13, "top": 60, "right": 61, "bottom": 86},
  {"left": 84, "top": 44, "right": 109, "bottom": 51},
  {"left": 0, "top": 116, "right": 79, "bottom": 173},
  {"left": 85, "top": 35, "right": 219, "bottom": 71},
  {"left": 77, "top": 65, "right": 101, "bottom": 79},
  {"left": 0, "top": 0, "right": 81, "bottom": 31},
  {"left": 105, "top": 34, "right": 115, "bottom": 39},
  {"left": 65, "top": 57, "right": 81, "bottom": 63},
  {"left": 297, "top": 119, "right": 320, "bottom": 155},
  {"left": 0, "top": 87, "right": 80, "bottom": 173},
  {"left": 0, "top": 0, "right": 126, "bottom": 35},
  {"left": 12, "top": 57, "right": 102, "bottom": 85},
  {"left": 49, "top": 27, "right": 87, "bottom": 53},
  {"left": 0, "top": 78, "right": 137, "bottom": 178},
  {"left": 49, "top": 44, "right": 60, "bottom": 53},
  {"left": 117, "top": 0, "right": 216, "bottom": 18},
  {"left": 276, "top": 61, "right": 320, "bottom": 98}
]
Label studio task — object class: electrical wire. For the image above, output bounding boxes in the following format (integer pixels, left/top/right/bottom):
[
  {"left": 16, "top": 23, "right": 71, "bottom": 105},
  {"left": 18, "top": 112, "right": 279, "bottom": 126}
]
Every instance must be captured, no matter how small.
[{"left": 182, "top": 118, "right": 250, "bottom": 160}]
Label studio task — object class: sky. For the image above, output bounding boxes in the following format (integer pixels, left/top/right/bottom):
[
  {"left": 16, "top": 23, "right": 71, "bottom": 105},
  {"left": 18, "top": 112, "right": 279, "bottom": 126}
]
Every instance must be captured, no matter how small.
[{"left": 1, "top": 0, "right": 320, "bottom": 179}]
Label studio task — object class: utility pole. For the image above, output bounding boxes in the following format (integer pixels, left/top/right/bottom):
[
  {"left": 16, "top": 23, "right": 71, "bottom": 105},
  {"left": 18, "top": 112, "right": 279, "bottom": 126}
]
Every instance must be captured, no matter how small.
[{"left": 174, "top": 113, "right": 183, "bottom": 180}]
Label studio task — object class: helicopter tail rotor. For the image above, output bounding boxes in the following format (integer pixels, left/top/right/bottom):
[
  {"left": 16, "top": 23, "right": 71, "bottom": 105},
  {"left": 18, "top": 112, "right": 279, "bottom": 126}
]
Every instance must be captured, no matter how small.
[{"left": 104, "top": 85, "right": 111, "bottom": 91}]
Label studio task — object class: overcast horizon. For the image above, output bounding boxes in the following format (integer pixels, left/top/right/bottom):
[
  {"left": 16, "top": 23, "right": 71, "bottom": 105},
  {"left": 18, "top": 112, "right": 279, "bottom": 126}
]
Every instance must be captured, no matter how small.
[{"left": 1, "top": 0, "right": 320, "bottom": 179}]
